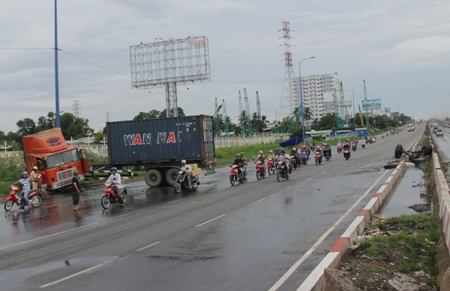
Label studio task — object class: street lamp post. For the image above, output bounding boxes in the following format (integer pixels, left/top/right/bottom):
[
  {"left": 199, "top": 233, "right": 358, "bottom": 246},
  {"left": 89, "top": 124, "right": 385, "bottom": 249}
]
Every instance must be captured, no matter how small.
[
  {"left": 54, "top": 0, "right": 61, "bottom": 128},
  {"left": 299, "top": 56, "right": 315, "bottom": 141},
  {"left": 352, "top": 85, "right": 362, "bottom": 129}
]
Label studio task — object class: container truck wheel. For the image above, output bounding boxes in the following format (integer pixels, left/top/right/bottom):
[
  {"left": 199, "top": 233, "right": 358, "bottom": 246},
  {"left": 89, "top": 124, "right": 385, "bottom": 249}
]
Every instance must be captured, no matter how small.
[
  {"left": 165, "top": 168, "right": 179, "bottom": 187},
  {"left": 145, "top": 169, "right": 162, "bottom": 187}
]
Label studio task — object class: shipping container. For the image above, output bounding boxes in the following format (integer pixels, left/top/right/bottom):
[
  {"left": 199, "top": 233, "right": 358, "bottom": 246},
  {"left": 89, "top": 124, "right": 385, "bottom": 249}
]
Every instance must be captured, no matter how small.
[{"left": 106, "top": 115, "right": 215, "bottom": 187}]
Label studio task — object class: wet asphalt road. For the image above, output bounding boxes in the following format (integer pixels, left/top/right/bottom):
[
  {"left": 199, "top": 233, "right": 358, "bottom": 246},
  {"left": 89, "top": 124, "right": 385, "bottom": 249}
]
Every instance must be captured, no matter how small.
[{"left": 0, "top": 125, "right": 424, "bottom": 291}]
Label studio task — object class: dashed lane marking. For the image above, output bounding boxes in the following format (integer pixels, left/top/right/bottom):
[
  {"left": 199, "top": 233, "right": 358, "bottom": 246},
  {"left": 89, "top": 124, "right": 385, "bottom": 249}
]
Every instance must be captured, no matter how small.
[
  {"left": 39, "top": 261, "right": 112, "bottom": 288},
  {"left": 136, "top": 241, "right": 162, "bottom": 252},
  {"left": 195, "top": 214, "right": 226, "bottom": 227}
]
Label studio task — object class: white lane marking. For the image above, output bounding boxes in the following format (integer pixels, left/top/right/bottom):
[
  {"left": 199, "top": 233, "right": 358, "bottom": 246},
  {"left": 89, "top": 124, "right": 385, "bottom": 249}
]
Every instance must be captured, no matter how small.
[
  {"left": 136, "top": 241, "right": 162, "bottom": 252},
  {"left": 195, "top": 214, "right": 226, "bottom": 227},
  {"left": 269, "top": 170, "right": 390, "bottom": 291},
  {"left": 256, "top": 198, "right": 266, "bottom": 203},
  {"left": 167, "top": 199, "right": 181, "bottom": 204},
  {"left": 333, "top": 167, "right": 338, "bottom": 170},
  {"left": 322, "top": 171, "right": 327, "bottom": 174},
  {"left": 39, "top": 260, "right": 112, "bottom": 288},
  {"left": 306, "top": 178, "right": 312, "bottom": 181},
  {"left": 0, "top": 223, "right": 98, "bottom": 251},
  {"left": 286, "top": 186, "right": 292, "bottom": 190}
]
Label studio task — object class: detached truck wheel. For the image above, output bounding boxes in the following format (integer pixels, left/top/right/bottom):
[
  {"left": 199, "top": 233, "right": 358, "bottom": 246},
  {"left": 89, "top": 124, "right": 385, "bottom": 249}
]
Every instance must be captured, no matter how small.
[
  {"left": 165, "top": 168, "right": 179, "bottom": 187},
  {"left": 145, "top": 169, "right": 162, "bottom": 187}
]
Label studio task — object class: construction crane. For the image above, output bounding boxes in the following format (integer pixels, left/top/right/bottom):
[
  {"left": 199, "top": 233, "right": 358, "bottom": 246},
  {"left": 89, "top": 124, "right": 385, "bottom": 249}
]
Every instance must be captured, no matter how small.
[
  {"left": 222, "top": 99, "right": 229, "bottom": 138},
  {"left": 256, "top": 91, "right": 261, "bottom": 133},
  {"left": 244, "top": 88, "right": 253, "bottom": 136},
  {"left": 238, "top": 91, "right": 245, "bottom": 137}
]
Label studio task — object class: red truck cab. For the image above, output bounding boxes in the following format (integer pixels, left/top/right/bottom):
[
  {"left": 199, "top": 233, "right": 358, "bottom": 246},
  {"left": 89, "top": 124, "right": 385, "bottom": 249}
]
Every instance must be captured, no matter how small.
[{"left": 22, "top": 128, "right": 89, "bottom": 191}]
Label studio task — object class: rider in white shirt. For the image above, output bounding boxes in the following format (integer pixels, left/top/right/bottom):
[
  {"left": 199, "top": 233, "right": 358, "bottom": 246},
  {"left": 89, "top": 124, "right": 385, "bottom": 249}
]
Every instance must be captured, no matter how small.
[
  {"left": 180, "top": 160, "right": 192, "bottom": 189},
  {"left": 106, "top": 167, "right": 124, "bottom": 205},
  {"left": 276, "top": 149, "right": 291, "bottom": 177}
]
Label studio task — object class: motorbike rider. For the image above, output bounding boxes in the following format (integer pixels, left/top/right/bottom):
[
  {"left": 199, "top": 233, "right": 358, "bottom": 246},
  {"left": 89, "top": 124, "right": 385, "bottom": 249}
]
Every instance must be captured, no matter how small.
[
  {"left": 13, "top": 171, "right": 32, "bottom": 209},
  {"left": 240, "top": 152, "right": 248, "bottom": 173},
  {"left": 106, "top": 167, "right": 124, "bottom": 205},
  {"left": 180, "top": 160, "right": 193, "bottom": 189},
  {"left": 256, "top": 150, "right": 266, "bottom": 173},
  {"left": 290, "top": 147, "right": 300, "bottom": 166},
  {"left": 276, "top": 149, "right": 290, "bottom": 177},
  {"left": 324, "top": 143, "right": 332, "bottom": 158},
  {"left": 337, "top": 140, "right": 342, "bottom": 147},
  {"left": 267, "top": 150, "right": 275, "bottom": 160},
  {"left": 233, "top": 154, "right": 244, "bottom": 178},
  {"left": 315, "top": 145, "right": 323, "bottom": 161},
  {"left": 361, "top": 138, "right": 366, "bottom": 147}
]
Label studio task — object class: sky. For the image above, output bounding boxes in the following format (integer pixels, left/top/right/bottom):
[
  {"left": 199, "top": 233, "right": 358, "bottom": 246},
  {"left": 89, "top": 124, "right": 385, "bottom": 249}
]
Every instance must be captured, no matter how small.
[{"left": 1, "top": 0, "right": 449, "bottom": 133}]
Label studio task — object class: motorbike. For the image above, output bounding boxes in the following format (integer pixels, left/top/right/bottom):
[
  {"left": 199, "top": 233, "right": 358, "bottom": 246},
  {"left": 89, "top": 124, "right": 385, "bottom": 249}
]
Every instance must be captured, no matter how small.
[
  {"left": 343, "top": 147, "right": 351, "bottom": 160},
  {"left": 101, "top": 183, "right": 128, "bottom": 209},
  {"left": 4, "top": 184, "right": 42, "bottom": 211},
  {"left": 267, "top": 158, "right": 275, "bottom": 175},
  {"left": 362, "top": 143, "right": 366, "bottom": 149},
  {"left": 337, "top": 145, "right": 342, "bottom": 153},
  {"left": 174, "top": 170, "right": 200, "bottom": 193},
  {"left": 301, "top": 151, "right": 308, "bottom": 165},
  {"left": 315, "top": 151, "right": 322, "bottom": 166},
  {"left": 352, "top": 144, "right": 357, "bottom": 151},
  {"left": 276, "top": 161, "right": 289, "bottom": 182},
  {"left": 230, "top": 164, "right": 244, "bottom": 186},
  {"left": 324, "top": 148, "right": 331, "bottom": 161},
  {"left": 255, "top": 161, "right": 265, "bottom": 180},
  {"left": 290, "top": 155, "right": 298, "bottom": 170}
]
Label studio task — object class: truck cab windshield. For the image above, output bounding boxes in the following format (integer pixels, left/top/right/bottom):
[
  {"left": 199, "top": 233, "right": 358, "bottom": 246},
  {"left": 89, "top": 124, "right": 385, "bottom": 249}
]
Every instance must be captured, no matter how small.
[{"left": 45, "top": 149, "right": 80, "bottom": 168}]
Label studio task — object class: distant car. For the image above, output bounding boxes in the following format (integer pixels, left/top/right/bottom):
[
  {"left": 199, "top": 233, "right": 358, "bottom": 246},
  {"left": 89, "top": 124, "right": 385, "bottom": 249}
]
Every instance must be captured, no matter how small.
[
  {"left": 436, "top": 129, "right": 444, "bottom": 137},
  {"left": 407, "top": 126, "right": 415, "bottom": 132}
]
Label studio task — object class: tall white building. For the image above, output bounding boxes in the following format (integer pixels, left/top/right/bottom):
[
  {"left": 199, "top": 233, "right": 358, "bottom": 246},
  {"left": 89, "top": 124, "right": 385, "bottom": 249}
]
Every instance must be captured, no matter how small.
[{"left": 296, "top": 73, "right": 342, "bottom": 121}]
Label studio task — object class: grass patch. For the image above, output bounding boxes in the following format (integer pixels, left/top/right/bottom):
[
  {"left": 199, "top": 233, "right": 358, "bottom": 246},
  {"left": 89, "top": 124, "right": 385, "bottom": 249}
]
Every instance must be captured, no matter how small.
[
  {"left": 353, "top": 214, "right": 439, "bottom": 288},
  {"left": 215, "top": 142, "right": 282, "bottom": 166}
]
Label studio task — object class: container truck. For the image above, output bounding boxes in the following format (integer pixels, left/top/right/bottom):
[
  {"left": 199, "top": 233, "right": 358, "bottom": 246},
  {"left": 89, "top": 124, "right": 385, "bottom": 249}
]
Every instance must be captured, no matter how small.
[
  {"left": 106, "top": 115, "right": 215, "bottom": 187},
  {"left": 21, "top": 128, "right": 89, "bottom": 190}
]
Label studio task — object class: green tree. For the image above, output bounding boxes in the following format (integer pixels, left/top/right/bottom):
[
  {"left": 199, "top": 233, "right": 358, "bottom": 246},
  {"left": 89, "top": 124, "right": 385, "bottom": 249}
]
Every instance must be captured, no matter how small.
[
  {"left": 318, "top": 113, "right": 337, "bottom": 130},
  {"left": 133, "top": 109, "right": 161, "bottom": 120},
  {"left": 304, "top": 107, "right": 312, "bottom": 129},
  {"left": 60, "top": 113, "right": 93, "bottom": 140},
  {"left": 159, "top": 107, "right": 185, "bottom": 118},
  {"left": 16, "top": 118, "right": 36, "bottom": 136}
]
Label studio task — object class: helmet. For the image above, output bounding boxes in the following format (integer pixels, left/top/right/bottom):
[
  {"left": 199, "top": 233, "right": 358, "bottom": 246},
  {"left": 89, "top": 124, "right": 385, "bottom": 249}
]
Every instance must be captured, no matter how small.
[
  {"left": 259, "top": 151, "right": 263, "bottom": 154},
  {"left": 181, "top": 160, "right": 186, "bottom": 164},
  {"left": 269, "top": 150, "right": 273, "bottom": 153},
  {"left": 292, "top": 147, "right": 296, "bottom": 151},
  {"left": 236, "top": 154, "right": 240, "bottom": 157},
  {"left": 281, "top": 149, "right": 285, "bottom": 153},
  {"left": 317, "top": 146, "right": 321, "bottom": 149},
  {"left": 32, "top": 166, "right": 38, "bottom": 170},
  {"left": 22, "top": 171, "right": 28, "bottom": 175},
  {"left": 111, "top": 167, "right": 117, "bottom": 171},
  {"left": 240, "top": 152, "right": 244, "bottom": 155}
]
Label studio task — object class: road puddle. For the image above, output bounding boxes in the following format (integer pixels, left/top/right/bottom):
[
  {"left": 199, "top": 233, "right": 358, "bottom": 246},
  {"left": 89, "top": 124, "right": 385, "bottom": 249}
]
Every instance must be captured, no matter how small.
[{"left": 380, "top": 167, "right": 428, "bottom": 217}]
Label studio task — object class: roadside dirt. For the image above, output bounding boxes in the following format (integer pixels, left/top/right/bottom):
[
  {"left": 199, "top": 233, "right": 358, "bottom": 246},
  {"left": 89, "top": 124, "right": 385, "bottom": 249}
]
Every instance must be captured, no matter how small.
[{"left": 330, "top": 215, "right": 440, "bottom": 290}]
